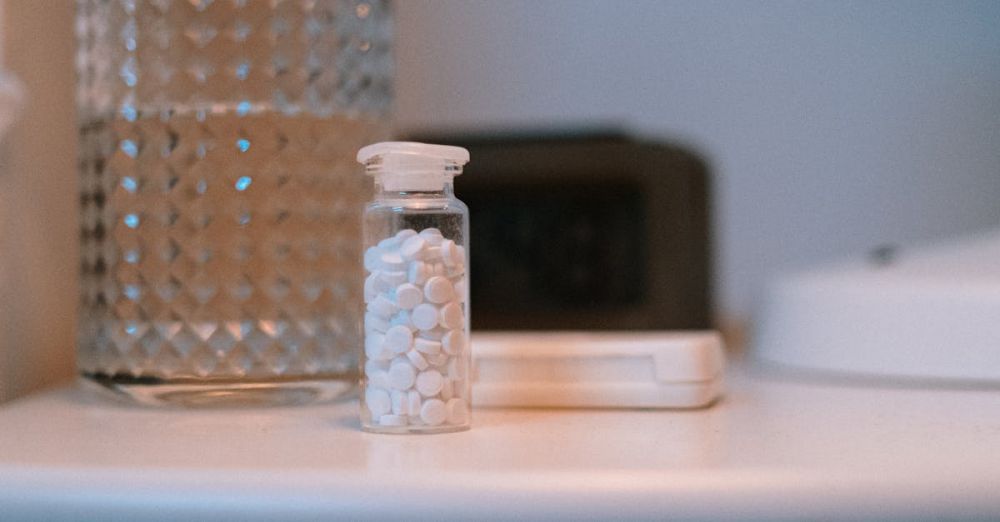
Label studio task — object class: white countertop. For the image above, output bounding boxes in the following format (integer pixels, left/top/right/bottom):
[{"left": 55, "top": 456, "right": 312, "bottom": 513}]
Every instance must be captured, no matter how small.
[{"left": 1, "top": 365, "right": 998, "bottom": 520}]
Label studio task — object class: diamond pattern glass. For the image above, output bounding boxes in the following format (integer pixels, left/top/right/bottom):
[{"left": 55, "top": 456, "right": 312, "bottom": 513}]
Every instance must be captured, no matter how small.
[{"left": 76, "top": 0, "right": 392, "bottom": 406}]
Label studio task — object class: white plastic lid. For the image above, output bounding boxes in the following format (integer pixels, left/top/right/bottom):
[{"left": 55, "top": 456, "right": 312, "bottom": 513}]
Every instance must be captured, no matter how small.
[
  {"left": 357, "top": 141, "right": 470, "bottom": 165},
  {"left": 357, "top": 141, "right": 470, "bottom": 192}
]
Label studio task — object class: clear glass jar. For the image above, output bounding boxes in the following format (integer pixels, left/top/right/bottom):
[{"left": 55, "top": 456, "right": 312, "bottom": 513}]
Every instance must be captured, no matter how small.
[
  {"left": 358, "top": 142, "right": 471, "bottom": 433},
  {"left": 75, "top": 0, "right": 392, "bottom": 407}
]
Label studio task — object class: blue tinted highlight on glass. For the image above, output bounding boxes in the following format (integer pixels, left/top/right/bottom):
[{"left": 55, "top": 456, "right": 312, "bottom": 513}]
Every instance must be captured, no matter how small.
[
  {"left": 236, "top": 138, "right": 250, "bottom": 152},
  {"left": 121, "top": 139, "right": 138, "bottom": 158},
  {"left": 237, "top": 100, "right": 252, "bottom": 116},
  {"left": 124, "top": 213, "right": 140, "bottom": 228},
  {"left": 235, "top": 176, "right": 252, "bottom": 191},
  {"left": 121, "top": 176, "right": 138, "bottom": 193}
]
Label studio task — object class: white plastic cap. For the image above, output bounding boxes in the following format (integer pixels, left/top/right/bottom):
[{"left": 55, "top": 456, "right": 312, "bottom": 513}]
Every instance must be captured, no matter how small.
[{"left": 357, "top": 141, "right": 470, "bottom": 192}]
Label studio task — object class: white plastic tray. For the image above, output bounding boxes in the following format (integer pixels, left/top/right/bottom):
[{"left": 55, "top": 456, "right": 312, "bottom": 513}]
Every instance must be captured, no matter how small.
[{"left": 471, "top": 331, "right": 725, "bottom": 408}]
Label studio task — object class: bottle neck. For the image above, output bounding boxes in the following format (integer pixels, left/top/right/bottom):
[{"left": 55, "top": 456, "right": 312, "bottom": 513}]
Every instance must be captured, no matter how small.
[{"left": 374, "top": 180, "right": 455, "bottom": 200}]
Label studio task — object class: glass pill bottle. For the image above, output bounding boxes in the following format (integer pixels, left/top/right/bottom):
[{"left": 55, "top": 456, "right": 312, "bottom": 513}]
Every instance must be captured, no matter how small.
[{"left": 357, "top": 142, "right": 471, "bottom": 433}]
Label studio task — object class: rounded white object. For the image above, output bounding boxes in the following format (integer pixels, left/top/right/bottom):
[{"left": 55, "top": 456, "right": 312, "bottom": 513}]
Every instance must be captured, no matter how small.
[
  {"left": 368, "top": 294, "right": 397, "bottom": 318},
  {"left": 363, "top": 246, "right": 381, "bottom": 272},
  {"left": 379, "top": 270, "right": 407, "bottom": 287},
  {"left": 406, "top": 349, "right": 429, "bottom": 371},
  {"left": 440, "top": 378, "right": 453, "bottom": 401},
  {"left": 414, "top": 338, "right": 441, "bottom": 355},
  {"left": 366, "top": 388, "right": 391, "bottom": 418},
  {"left": 441, "top": 330, "right": 466, "bottom": 356},
  {"left": 400, "top": 235, "right": 426, "bottom": 261},
  {"left": 424, "top": 276, "right": 454, "bottom": 304},
  {"left": 419, "top": 228, "right": 444, "bottom": 246},
  {"left": 364, "top": 332, "right": 387, "bottom": 360},
  {"left": 439, "top": 302, "right": 464, "bottom": 330},
  {"left": 440, "top": 239, "right": 461, "bottom": 266},
  {"left": 384, "top": 325, "right": 413, "bottom": 354},
  {"left": 420, "top": 398, "right": 447, "bottom": 426},
  {"left": 395, "top": 283, "right": 423, "bottom": 310},
  {"left": 408, "top": 261, "right": 432, "bottom": 285},
  {"left": 411, "top": 304, "right": 439, "bottom": 331},
  {"left": 415, "top": 369, "right": 444, "bottom": 397},
  {"left": 368, "top": 370, "right": 390, "bottom": 390},
  {"left": 407, "top": 390, "right": 422, "bottom": 417},
  {"left": 391, "top": 390, "right": 408, "bottom": 415},
  {"left": 395, "top": 228, "right": 418, "bottom": 242},
  {"left": 364, "top": 312, "right": 390, "bottom": 334},
  {"left": 379, "top": 251, "right": 405, "bottom": 271},
  {"left": 388, "top": 360, "right": 416, "bottom": 390},
  {"left": 378, "top": 414, "right": 408, "bottom": 426}
]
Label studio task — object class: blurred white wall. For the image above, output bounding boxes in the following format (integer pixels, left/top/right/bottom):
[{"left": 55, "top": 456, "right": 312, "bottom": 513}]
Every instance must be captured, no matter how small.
[{"left": 394, "top": 0, "right": 1000, "bottom": 325}]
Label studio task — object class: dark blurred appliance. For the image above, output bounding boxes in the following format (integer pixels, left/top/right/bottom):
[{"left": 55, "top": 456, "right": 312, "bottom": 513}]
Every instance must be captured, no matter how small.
[{"left": 412, "top": 131, "right": 712, "bottom": 331}]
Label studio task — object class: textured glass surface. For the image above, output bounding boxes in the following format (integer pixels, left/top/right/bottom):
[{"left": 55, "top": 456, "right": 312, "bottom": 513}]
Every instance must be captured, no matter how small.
[{"left": 76, "top": 0, "right": 391, "bottom": 404}]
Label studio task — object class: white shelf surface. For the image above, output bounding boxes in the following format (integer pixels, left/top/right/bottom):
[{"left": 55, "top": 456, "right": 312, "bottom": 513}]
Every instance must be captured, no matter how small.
[{"left": 1, "top": 366, "right": 998, "bottom": 520}]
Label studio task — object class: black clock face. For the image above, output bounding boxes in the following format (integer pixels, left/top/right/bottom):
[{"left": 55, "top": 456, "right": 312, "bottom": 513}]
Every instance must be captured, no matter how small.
[{"left": 464, "top": 182, "right": 647, "bottom": 314}]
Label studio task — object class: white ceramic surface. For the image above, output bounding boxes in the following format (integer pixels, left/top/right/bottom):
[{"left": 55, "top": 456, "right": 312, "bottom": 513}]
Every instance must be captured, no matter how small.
[{"left": 0, "top": 364, "right": 997, "bottom": 520}]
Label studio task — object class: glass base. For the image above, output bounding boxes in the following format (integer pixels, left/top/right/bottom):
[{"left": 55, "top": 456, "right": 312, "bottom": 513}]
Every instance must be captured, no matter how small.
[
  {"left": 361, "top": 423, "right": 470, "bottom": 435},
  {"left": 82, "top": 372, "right": 356, "bottom": 408}
]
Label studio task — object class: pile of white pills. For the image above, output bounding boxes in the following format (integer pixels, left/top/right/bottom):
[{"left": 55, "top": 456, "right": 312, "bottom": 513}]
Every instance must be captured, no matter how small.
[{"left": 363, "top": 227, "right": 470, "bottom": 429}]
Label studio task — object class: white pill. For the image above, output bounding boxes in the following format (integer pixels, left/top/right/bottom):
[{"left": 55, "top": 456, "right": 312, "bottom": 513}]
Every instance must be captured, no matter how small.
[
  {"left": 419, "top": 228, "right": 444, "bottom": 246},
  {"left": 411, "top": 303, "right": 439, "bottom": 331},
  {"left": 399, "top": 234, "right": 427, "bottom": 261},
  {"left": 394, "top": 283, "right": 423, "bottom": 309},
  {"left": 415, "top": 369, "right": 444, "bottom": 397},
  {"left": 364, "top": 312, "right": 390, "bottom": 334},
  {"left": 388, "top": 360, "right": 416, "bottom": 390},
  {"left": 406, "top": 349, "right": 429, "bottom": 371},
  {"left": 366, "top": 388, "right": 390, "bottom": 417},
  {"left": 364, "top": 273, "right": 377, "bottom": 303},
  {"left": 439, "top": 302, "right": 464, "bottom": 329},
  {"left": 391, "top": 389, "right": 408, "bottom": 415},
  {"left": 395, "top": 228, "right": 418, "bottom": 241},
  {"left": 378, "top": 236, "right": 402, "bottom": 250},
  {"left": 426, "top": 352, "right": 449, "bottom": 367},
  {"left": 364, "top": 332, "right": 388, "bottom": 360},
  {"left": 368, "top": 294, "right": 397, "bottom": 318},
  {"left": 369, "top": 370, "right": 390, "bottom": 389},
  {"left": 365, "top": 358, "right": 389, "bottom": 376},
  {"left": 453, "top": 278, "right": 466, "bottom": 303},
  {"left": 363, "top": 246, "right": 382, "bottom": 272},
  {"left": 414, "top": 337, "right": 441, "bottom": 355},
  {"left": 390, "top": 310, "right": 413, "bottom": 330},
  {"left": 379, "top": 270, "right": 407, "bottom": 286},
  {"left": 379, "top": 414, "right": 408, "bottom": 426},
  {"left": 408, "top": 390, "right": 422, "bottom": 416},
  {"left": 446, "top": 263, "right": 465, "bottom": 278},
  {"left": 449, "top": 357, "right": 467, "bottom": 380},
  {"left": 440, "top": 378, "right": 453, "bottom": 400},
  {"left": 440, "top": 239, "right": 460, "bottom": 266},
  {"left": 432, "top": 263, "right": 446, "bottom": 276},
  {"left": 446, "top": 398, "right": 469, "bottom": 425},
  {"left": 456, "top": 245, "right": 466, "bottom": 264},
  {"left": 424, "top": 276, "right": 455, "bottom": 304},
  {"left": 407, "top": 261, "right": 432, "bottom": 285},
  {"left": 423, "top": 246, "right": 442, "bottom": 262},
  {"left": 420, "top": 328, "right": 446, "bottom": 341},
  {"left": 379, "top": 251, "right": 406, "bottom": 271},
  {"left": 420, "top": 398, "right": 447, "bottom": 426},
  {"left": 384, "top": 324, "right": 413, "bottom": 354},
  {"left": 441, "top": 329, "right": 466, "bottom": 356},
  {"left": 370, "top": 271, "right": 393, "bottom": 293}
]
